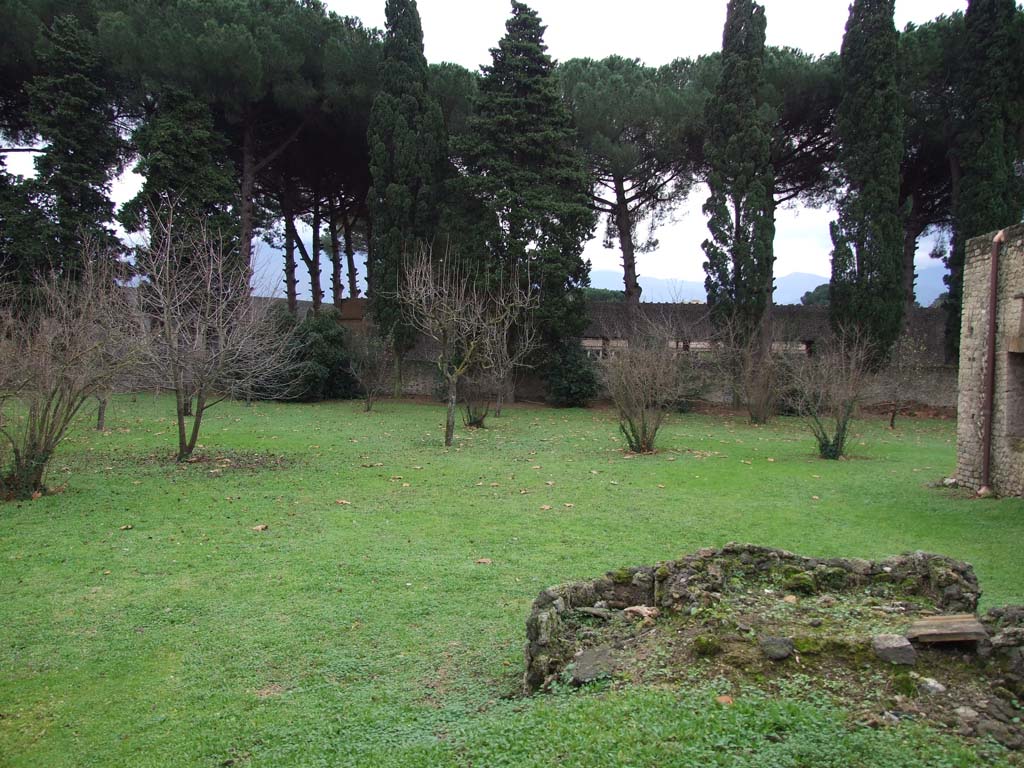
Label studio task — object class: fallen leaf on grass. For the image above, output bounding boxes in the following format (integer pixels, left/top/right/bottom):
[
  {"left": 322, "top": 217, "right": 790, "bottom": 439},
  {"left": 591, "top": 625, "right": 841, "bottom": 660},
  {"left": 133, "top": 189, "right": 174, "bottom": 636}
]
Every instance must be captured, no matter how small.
[
  {"left": 335, "top": 500, "right": 352, "bottom": 506},
  {"left": 545, "top": 481, "right": 555, "bottom": 487},
  {"left": 119, "top": 524, "right": 133, "bottom": 531},
  {"left": 252, "top": 524, "right": 269, "bottom": 532},
  {"left": 657, "top": 484, "right": 665, "bottom": 489},
  {"left": 563, "top": 503, "right": 575, "bottom": 509},
  {"left": 540, "top": 505, "right": 553, "bottom": 511},
  {"left": 475, "top": 558, "right": 493, "bottom": 565}
]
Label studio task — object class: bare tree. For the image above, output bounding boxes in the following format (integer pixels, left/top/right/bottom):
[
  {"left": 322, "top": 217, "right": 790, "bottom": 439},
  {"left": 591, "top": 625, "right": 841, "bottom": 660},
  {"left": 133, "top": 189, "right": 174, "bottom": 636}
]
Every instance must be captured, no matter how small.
[
  {"left": 0, "top": 258, "right": 137, "bottom": 500},
  {"left": 710, "top": 311, "right": 779, "bottom": 424},
  {"left": 347, "top": 325, "right": 394, "bottom": 412},
  {"left": 135, "top": 205, "right": 296, "bottom": 461},
  {"left": 398, "top": 246, "right": 535, "bottom": 447},
  {"left": 460, "top": 308, "right": 539, "bottom": 427},
  {"left": 601, "top": 312, "right": 703, "bottom": 453},
  {"left": 783, "top": 332, "right": 875, "bottom": 460},
  {"left": 878, "top": 333, "right": 930, "bottom": 429}
]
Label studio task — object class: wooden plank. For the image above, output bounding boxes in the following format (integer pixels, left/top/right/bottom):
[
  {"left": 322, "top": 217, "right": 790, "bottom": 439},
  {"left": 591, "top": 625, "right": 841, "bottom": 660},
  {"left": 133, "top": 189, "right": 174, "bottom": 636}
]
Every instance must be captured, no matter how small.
[{"left": 906, "top": 614, "right": 988, "bottom": 643}]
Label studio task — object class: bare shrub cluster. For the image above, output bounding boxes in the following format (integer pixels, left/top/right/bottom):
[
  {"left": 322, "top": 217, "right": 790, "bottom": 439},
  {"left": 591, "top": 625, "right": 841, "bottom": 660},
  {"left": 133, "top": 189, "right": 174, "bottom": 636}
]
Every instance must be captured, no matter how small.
[
  {"left": 347, "top": 325, "right": 395, "bottom": 412},
  {"left": 601, "top": 312, "right": 703, "bottom": 453},
  {"left": 0, "top": 257, "right": 137, "bottom": 499},
  {"left": 782, "top": 332, "right": 875, "bottom": 460}
]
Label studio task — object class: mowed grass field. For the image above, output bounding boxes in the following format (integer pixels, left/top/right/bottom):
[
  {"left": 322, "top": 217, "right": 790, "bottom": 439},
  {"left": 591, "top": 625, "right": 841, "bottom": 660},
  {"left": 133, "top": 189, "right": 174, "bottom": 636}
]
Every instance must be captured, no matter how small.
[{"left": 1, "top": 395, "right": 1022, "bottom": 767}]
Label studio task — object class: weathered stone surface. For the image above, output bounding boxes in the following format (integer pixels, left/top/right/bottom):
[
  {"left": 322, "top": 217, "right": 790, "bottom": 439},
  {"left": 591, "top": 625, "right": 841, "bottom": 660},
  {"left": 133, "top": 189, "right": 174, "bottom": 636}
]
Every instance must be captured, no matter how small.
[
  {"left": 523, "top": 544, "right": 980, "bottom": 692},
  {"left": 918, "top": 677, "right": 946, "bottom": 695},
  {"left": 571, "top": 646, "right": 616, "bottom": 686},
  {"left": 957, "top": 223, "right": 1024, "bottom": 498},
  {"left": 872, "top": 634, "right": 917, "bottom": 666},
  {"left": 575, "top": 607, "right": 618, "bottom": 621},
  {"left": 907, "top": 614, "right": 988, "bottom": 643},
  {"left": 759, "top": 636, "right": 795, "bottom": 661}
]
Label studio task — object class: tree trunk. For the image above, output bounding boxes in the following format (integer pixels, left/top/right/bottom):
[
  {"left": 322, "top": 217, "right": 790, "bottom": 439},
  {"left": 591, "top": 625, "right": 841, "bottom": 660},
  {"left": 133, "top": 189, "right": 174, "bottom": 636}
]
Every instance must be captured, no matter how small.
[
  {"left": 180, "top": 391, "right": 207, "bottom": 461},
  {"left": 444, "top": 377, "right": 457, "bottom": 447},
  {"left": 239, "top": 121, "right": 256, "bottom": 271},
  {"left": 284, "top": 213, "right": 298, "bottom": 315},
  {"left": 96, "top": 396, "right": 108, "bottom": 431},
  {"left": 393, "top": 353, "right": 404, "bottom": 398},
  {"left": 343, "top": 212, "right": 360, "bottom": 299},
  {"left": 614, "top": 176, "right": 641, "bottom": 304},
  {"left": 310, "top": 196, "right": 322, "bottom": 312},
  {"left": 175, "top": 385, "right": 189, "bottom": 460},
  {"left": 291, "top": 211, "right": 322, "bottom": 315},
  {"left": 328, "top": 197, "right": 344, "bottom": 310},
  {"left": 365, "top": 216, "right": 374, "bottom": 296},
  {"left": 902, "top": 206, "right": 926, "bottom": 321}
]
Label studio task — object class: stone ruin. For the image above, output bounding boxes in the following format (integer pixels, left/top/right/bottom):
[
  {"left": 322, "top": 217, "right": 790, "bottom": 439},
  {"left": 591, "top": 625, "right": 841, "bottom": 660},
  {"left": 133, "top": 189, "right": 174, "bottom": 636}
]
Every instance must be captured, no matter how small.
[{"left": 524, "top": 543, "right": 1024, "bottom": 750}]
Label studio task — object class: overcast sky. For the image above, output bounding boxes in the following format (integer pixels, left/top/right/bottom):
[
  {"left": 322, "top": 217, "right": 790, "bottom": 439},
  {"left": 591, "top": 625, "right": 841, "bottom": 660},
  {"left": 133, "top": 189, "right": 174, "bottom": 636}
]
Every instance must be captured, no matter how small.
[{"left": 324, "top": 0, "right": 965, "bottom": 284}]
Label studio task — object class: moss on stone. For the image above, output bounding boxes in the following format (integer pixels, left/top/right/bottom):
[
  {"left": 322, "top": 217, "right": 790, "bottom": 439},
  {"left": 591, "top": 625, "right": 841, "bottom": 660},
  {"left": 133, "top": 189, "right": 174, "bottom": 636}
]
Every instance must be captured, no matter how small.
[
  {"left": 783, "top": 572, "right": 817, "bottom": 595},
  {"left": 611, "top": 568, "right": 633, "bottom": 584},
  {"left": 892, "top": 670, "right": 917, "bottom": 697},
  {"left": 693, "top": 634, "right": 723, "bottom": 657},
  {"left": 793, "top": 636, "right": 826, "bottom": 655},
  {"left": 817, "top": 567, "right": 849, "bottom": 590}
]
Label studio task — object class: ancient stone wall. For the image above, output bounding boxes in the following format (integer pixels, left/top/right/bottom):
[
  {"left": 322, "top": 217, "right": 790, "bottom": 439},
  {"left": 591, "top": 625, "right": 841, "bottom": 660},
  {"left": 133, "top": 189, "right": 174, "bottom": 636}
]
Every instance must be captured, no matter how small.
[
  {"left": 524, "top": 543, "right": 980, "bottom": 691},
  {"left": 956, "top": 223, "right": 1024, "bottom": 496}
]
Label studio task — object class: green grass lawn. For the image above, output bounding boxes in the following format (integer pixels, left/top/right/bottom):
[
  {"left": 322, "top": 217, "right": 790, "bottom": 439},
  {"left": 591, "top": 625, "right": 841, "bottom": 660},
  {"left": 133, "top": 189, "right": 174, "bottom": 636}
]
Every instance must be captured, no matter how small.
[{"left": 1, "top": 396, "right": 1021, "bottom": 767}]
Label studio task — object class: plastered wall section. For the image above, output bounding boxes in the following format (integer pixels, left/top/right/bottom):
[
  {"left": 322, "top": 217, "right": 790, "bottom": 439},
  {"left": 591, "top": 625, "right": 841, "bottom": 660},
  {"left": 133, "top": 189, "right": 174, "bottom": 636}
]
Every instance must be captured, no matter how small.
[{"left": 956, "top": 223, "right": 1024, "bottom": 496}]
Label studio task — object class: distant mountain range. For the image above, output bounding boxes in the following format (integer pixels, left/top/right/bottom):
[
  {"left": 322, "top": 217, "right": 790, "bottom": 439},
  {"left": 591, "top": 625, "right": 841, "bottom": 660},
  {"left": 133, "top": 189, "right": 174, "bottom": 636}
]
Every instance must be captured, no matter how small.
[
  {"left": 590, "top": 264, "right": 948, "bottom": 307},
  {"left": 255, "top": 245, "right": 948, "bottom": 309}
]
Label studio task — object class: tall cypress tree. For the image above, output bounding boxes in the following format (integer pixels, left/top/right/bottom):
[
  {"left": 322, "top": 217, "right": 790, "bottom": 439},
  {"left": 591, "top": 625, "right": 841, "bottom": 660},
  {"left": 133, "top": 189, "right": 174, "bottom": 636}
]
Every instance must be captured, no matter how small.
[
  {"left": 828, "top": 0, "right": 904, "bottom": 366},
  {"left": 702, "top": 0, "right": 776, "bottom": 352},
  {"left": 27, "top": 14, "right": 124, "bottom": 274},
  {"left": 458, "top": 1, "right": 595, "bottom": 359},
  {"left": 945, "top": 0, "right": 1024, "bottom": 358},
  {"left": 366, "top": 0, "right": 447, "bottom": 352}
]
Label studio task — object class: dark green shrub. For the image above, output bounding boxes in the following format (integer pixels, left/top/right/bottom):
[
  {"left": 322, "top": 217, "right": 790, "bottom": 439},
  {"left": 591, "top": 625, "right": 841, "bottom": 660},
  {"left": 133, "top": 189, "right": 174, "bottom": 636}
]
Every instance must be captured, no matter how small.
[
  {"left": 281, "top": 307, "right": 361, "bottom": 402},
  {"left": 543, "top": 340, "right": 598, "bottom": 407}
]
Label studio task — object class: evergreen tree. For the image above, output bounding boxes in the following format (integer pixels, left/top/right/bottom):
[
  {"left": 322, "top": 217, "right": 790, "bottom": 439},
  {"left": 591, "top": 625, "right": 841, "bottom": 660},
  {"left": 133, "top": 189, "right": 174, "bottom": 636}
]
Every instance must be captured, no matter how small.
[
  {"left": 945, "top": 0, "right": 1024, "bottom": 358},
  {"left": 366, "top": 0, "right": 447, "bottom": 353},
  {"left": 561, "top": 56, "right": 701, "bottom": 305},
  {"left": 459, "top": 1, "right": 595, "bottom": 356},
  {"left": 701, "top": 0, "right": 775, "bottom": 348},
  {"left": 897, "top": 15, "right": 962, "bottom": 318},
  {"left": 0, "top": 165, "right": 50, "bottom": 285},
  {"left": 119, "top": 90, "right": 237, "bottom": 242},
  {"left": 829, "top": 0, "right": 904, "bottom": 366},
  {"left": 27, "top": 13, "right": 124, "bottom": 273}
]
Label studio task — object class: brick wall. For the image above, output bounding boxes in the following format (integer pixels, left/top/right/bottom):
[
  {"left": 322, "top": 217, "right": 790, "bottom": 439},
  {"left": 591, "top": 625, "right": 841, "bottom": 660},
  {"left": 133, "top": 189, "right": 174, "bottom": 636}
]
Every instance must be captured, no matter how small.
[{"left": 956, "top": 223, "right": 1024, "bottom": 497}]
